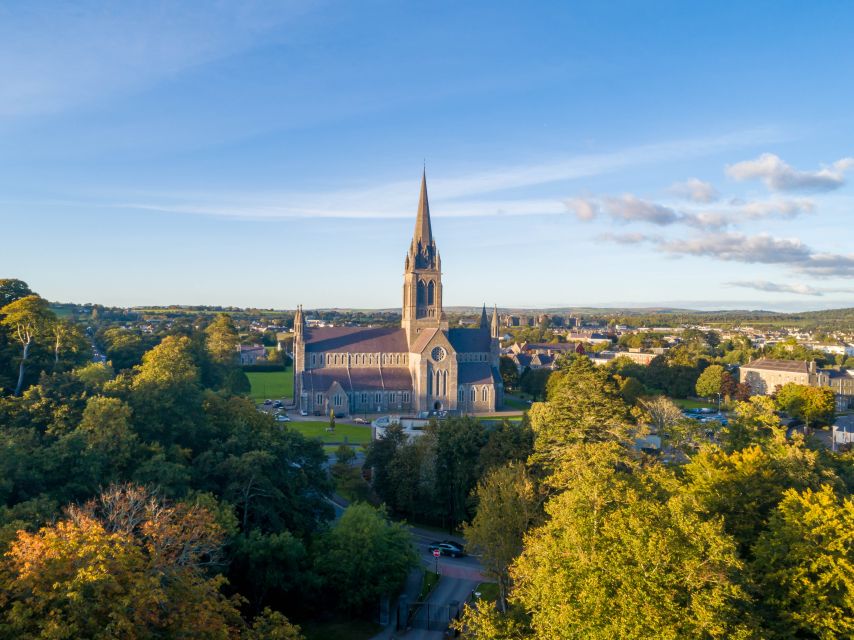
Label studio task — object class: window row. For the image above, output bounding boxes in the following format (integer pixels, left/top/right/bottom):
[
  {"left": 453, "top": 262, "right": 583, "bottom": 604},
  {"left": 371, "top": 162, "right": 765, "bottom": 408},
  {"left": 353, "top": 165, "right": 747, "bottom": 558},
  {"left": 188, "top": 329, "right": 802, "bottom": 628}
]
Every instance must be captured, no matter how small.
[{"left": 309, "top": 353, "right": 408, "bottom": 366}]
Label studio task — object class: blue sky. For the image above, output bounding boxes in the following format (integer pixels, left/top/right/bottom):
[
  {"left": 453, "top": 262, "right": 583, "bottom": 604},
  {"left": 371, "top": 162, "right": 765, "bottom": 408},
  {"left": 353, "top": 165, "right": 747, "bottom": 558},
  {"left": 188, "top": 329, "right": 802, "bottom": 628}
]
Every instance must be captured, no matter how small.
[{"left": 1, "top": 1, "right": 852, "bottom": 311}]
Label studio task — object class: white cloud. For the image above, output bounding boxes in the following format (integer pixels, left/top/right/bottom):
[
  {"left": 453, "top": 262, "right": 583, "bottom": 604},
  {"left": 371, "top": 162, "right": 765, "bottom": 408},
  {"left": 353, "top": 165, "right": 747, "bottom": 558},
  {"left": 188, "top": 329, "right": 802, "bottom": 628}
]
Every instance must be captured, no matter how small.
[
  {"left": 568, "top": 194, "right": 681, "bottom": 225},
  {"left": 726, "top": 153, "right": 854, "bottom": 191},
  {"left": 669, "top": 178, "right": 719, "bottom": 203}
]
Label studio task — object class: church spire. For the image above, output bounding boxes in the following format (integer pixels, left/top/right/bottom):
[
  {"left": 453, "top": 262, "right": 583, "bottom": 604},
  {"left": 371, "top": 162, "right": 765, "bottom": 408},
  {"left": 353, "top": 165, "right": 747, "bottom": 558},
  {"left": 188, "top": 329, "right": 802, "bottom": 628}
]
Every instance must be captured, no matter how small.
[
  {"left": 491, "top": 304, "right": 500, "bottom": 339},
  {"left": 480, "top": 303, "right": 489, "bottom": 329},
  {"left": 412, "top": 168, "right": 433, "bottom": 248}
]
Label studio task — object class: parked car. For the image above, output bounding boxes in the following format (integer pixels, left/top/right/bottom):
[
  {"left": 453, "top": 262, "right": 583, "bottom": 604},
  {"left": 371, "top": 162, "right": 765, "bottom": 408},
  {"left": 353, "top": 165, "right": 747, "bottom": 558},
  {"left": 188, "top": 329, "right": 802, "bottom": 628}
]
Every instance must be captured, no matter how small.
[
  {"left": 353, "top": 417, "right": 370, "bottom": 424},
  {"left": 428, "top": 541, "right": 465, "bottom": 558},
  {"left": 299, "top": 409, "right": 308, "bottom": 416},
  {"left": 263, "top": 399, "right": 272, "bottom": 405},
  {"left": 276, "top": 414, "right": 290, "bottom": 422}
]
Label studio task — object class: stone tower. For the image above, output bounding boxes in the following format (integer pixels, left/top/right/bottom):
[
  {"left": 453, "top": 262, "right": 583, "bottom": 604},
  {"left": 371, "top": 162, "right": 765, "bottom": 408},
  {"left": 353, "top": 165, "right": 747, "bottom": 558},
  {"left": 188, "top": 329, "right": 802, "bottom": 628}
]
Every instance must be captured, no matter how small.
[{"left": 402, "top": 170, "right": 447, "bottom": 344}]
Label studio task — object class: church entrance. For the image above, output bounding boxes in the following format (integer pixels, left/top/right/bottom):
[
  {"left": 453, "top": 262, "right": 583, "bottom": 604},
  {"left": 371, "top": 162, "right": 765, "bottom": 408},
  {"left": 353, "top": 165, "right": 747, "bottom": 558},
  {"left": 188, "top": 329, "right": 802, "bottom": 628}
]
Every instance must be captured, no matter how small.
[{"left": 433, "top": 401, "right": 442, "bottom": 411}]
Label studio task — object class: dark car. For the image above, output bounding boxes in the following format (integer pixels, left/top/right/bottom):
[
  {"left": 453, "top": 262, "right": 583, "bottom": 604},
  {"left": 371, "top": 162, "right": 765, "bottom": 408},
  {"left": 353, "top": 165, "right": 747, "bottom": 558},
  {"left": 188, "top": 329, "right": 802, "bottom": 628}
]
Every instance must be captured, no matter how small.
[{"left": 428, "top": 541, "right": 465, "bottom": 558}]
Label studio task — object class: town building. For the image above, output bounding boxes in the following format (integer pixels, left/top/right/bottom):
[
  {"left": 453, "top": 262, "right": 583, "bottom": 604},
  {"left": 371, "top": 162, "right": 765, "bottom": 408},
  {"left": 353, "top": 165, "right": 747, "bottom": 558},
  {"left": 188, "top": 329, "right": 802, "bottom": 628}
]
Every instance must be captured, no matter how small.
[
  {"left": 292, "top": 173, "right": 503, "bottom": 416},
  {"left": 740, "top": 357, "right": 854, "bottom": 412}
]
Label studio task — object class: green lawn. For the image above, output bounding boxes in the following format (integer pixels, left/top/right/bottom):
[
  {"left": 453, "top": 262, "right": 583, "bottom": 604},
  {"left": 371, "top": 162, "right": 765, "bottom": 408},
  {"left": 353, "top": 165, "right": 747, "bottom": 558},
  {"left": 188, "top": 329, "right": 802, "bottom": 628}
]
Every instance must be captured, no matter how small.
[
  {"left": 287, "top": 421, "right": 372, "bottom": 445},
  {"left": 470, "top": 582, "right": 500, "bottom": 603},
  {"left": 503, "top": 395, "right": 531, "bottom": 410},
  {"left": 671, "top": 397, "right": 714, "bottom": 410},
  {"left": 300, "top": 617, "right": 382, "bottom": 640},
  {"left": 246, "top": 369, "right": 293, "bottom": 401}
]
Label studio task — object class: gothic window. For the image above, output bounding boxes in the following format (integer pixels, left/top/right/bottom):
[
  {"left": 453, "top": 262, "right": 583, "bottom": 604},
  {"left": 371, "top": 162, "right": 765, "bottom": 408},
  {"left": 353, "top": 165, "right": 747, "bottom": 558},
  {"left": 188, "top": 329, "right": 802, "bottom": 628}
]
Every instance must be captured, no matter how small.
[
  {"left": 482, "top": 387, "right": 488, "bottom": 402},
  {"left": 470, "top": 388, "right": 476, "bottom": 401},
  {"left": 417, "top": 280, "right": 426, "bottom": 305},
  {"left": 311, "top": 354, "right": 316, "bottom": 366},
  {"left": 361, "top": 393, "right": 367, "bottom": 403},
  {"left": 458, "top": 387, "right": 464, "bottom": 401},
  {"left": 427, "top": 280, "right": 435, "bottom": 305}
]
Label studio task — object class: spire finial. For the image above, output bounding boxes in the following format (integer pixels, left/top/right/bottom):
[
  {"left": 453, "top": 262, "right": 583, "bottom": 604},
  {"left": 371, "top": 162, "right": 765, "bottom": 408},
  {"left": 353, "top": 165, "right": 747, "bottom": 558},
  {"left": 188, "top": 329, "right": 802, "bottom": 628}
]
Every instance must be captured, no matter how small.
[{"left": 412, "top": 168, "right": 433, "bottom": 247}]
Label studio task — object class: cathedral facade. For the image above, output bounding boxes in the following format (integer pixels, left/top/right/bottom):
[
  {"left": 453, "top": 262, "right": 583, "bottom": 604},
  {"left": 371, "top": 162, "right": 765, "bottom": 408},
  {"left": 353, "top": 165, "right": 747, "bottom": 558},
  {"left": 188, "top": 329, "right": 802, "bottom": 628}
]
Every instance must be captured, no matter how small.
[{"left": 293, "top": 173, "right": 504, "bottom": 416}]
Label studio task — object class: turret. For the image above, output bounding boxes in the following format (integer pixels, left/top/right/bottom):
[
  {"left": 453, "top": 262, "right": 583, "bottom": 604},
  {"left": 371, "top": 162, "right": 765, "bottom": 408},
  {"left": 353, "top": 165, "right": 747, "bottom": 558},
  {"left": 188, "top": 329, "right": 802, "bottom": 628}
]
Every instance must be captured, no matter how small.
[
  {"left": 491, "top": 304, "right": 499, "bottom": 339},
  {"left": 294, "top": 305, "right": 305, "bottom": 341},
  {"left": 480, "top": 304, "right": 489, "bottom": 329}
]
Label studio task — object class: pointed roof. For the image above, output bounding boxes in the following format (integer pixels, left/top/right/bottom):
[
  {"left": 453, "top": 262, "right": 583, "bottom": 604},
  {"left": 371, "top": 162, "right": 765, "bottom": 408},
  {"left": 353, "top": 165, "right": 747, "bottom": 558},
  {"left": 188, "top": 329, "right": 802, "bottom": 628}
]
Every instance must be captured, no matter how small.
[
  {"left": 480, "top": 304, "right": 489, "bottom": 329},
  {"left": 412, "top": 169, "right": 433, "bottom": 247}
]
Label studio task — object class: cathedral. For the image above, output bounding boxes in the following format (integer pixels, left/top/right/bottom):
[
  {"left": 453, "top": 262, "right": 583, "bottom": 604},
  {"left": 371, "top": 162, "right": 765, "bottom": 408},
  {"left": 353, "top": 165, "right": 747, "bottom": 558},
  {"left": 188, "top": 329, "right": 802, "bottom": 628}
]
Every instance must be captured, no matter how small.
[{"left": 293, "top": 172, "right": 504, "bottom": 416}]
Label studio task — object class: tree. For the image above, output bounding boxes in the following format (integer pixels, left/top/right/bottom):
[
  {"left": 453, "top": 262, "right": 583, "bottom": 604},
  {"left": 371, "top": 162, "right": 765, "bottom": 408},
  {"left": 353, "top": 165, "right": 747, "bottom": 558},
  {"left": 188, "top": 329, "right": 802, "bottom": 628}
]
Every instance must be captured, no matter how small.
[
  {"left": 519, "top": 367, "right": 550, "bottom": 401},
  {"left": 508, "top": 442, "right": 754, "bottom": 639},
  {"left": 685, "top": 441, "right": 827, "bottom": 552},
  {"left": 74, "top": 396, "right": 139, "bottom": 480},
  {"left": 314, "top": 503, "right": 417, "bottom": 613},
  {"left": 464, "top": 463, "right": 538, "bottom": 612},
  {"left": 499, "top": 356, "right": 520, "bottom": 391},
  {"left": 776, "top": 383, "right": 836, "bottom": 432},
  {"left": 695, "top": 364, "right": 726, "bottom": 401},
  {"left": 753, "top": 485, "right": 853, "bottom": 639},
  {"left": 0, "top": 279, "right": 33, "bottom": 306},
  {"left": 1, "top": 295, "right": 55, "bottom": 395},
  {"left": 527, "top": 357, "right": 637, "bottom": 474},
  {"left": 721, "top": 395, "right": 782, "bottom": 451},
  {"left": 51, "top": 320, "right": 88, "bottom": 370},
  {"left": 0, "top": 484, "right": 245, "bottom": 639}
]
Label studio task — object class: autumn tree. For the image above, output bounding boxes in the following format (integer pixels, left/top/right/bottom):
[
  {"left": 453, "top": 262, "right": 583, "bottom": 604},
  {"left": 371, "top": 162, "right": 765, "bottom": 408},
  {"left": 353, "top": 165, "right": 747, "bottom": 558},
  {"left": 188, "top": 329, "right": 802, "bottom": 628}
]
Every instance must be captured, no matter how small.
[
  {"left": 775, "top": 383, "right": 835, "bottom": 432},
  {"left": 0, "top": 485, "right": 247, "bottom": 639}
]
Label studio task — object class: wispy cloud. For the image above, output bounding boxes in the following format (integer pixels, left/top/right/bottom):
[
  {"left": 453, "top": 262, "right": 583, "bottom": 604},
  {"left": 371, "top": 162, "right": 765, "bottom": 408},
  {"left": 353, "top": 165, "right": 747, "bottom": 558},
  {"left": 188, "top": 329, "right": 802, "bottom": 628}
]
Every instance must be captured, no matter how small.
[
  {"left": 726, "top": 280, "right": 854, "bottom": 297},
  {"left": 726, "top": 153, "right": 854, "bottom": 192},
  {"left": 0, "top": 2, "right": 311, "bottom": 119},
  {"left": 97, "top": 127, "right": 781, "bottom": 219},
  {"left": 668, "top": 177, "right": 719, "bottom": 203}
]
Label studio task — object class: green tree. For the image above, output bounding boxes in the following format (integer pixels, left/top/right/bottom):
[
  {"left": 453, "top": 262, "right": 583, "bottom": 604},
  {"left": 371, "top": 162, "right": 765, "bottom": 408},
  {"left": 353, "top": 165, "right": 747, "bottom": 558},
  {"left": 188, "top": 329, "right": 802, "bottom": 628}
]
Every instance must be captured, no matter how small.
[
  {"left": 509, "top": 442, "right": 753, "bottom": 639},
  {"left": 74, "top": 396, "right": 139, "bottom": 481},
  {"left": 753, "top": 485, "right": 853, "bottom": 639},
  {"left": 0, "top": 279, "right": 33, "bottom": 306},
  {"left": 695, "top": 364, "right": 726, "bottom": 401},
  {"left": 314, "top": 503, "right": 417, "bottom": 613},
  {"left": 1, "top": 295, "right": 55, "bottom": 395},
  {"left": 205, "top": 314, "right": 240, "bottom": 364},
  {"left": 528, "top": 357, "right": 636, "bottom": 474},
  {"left": 464, "top": 463, "right": 538, "bottom": 612},
  {"left": 775, "top": 383, "right": 836, "bottom": 431},
  {"left": 499, "top": 355, "right": 520, "bottom": 390}
]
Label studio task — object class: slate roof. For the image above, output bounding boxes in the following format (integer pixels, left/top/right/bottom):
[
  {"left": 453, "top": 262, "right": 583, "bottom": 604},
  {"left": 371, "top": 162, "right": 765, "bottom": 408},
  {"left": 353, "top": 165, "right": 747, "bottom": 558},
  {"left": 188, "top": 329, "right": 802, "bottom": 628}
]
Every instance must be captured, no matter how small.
[
  {"left": 458, "top": 362, "right": 495, "bottom": 385},
  {"left": 301, "top": 367, "right": 413, "bottom": 393},
  {"left": 410, "top": 328, "right": 440, "bottom": 354},
  {"left": 448, "top": 328, "right": 492, "bottom": 353},
  {"left": 303, "top": 327, "right": 408, "bottom": 353},
  {"left": 742, "top": 358, "right": 809, "bottom": 373}
]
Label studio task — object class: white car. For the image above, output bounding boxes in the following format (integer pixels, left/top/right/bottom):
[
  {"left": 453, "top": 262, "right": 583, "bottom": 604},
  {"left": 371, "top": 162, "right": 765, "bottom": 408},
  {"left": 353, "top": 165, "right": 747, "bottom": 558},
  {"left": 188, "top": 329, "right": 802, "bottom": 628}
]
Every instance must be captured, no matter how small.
[
  {"left": 299, "top": 409, "right": 308, "bottom": 416},
  {"left": 276, "top": 414, "right": 291, "bottom": 422}
]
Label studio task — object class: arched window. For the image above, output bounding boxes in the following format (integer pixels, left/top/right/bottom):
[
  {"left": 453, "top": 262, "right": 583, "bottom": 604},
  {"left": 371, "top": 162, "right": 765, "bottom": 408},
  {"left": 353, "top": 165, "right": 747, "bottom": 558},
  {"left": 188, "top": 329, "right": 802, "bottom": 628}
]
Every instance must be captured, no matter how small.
[
  {"left": 458, "top": 387, "right": 464, "bottom": 401},
  {"left": 470, "top": 388, "right": 476, "bottom": 401},
  {"left": 482, "top": 387, "right": 488, "bottom": 402},
  {"left": 427, "top": 280, "right": 435, "bottom": 305},
  {"left": 417, "top": 280, "right": 426, "bottom": 305}
]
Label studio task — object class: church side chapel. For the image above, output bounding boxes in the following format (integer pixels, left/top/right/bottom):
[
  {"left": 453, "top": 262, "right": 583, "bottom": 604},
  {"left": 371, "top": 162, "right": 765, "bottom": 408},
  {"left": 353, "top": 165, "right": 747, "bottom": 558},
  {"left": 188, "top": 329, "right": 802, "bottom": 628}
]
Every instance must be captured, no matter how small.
[{"left": 293, "top": 173, "right": 503, "bottom": 416}]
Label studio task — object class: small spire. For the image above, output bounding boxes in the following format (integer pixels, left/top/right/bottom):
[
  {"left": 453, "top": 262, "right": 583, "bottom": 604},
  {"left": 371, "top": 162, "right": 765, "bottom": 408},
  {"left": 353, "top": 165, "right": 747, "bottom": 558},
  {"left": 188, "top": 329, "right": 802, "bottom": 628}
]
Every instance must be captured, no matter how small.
[{"left": 480, "top": 303, "right": 489, "bottom": 329}]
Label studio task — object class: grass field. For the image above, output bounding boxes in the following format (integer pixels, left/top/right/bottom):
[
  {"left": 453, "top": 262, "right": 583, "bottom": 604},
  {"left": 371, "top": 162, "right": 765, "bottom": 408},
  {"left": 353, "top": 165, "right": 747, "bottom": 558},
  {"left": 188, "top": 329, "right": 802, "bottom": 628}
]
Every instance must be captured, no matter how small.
[
  {"left": 671, "top": 397, "right": 714, "bottom": 410},
  {"left": 246, "top": 369, "right": 293, "bottom": 400},
  {"left": 470, "top": 582, "right": 500, "bottom": 603},
  {"left": 287, "top": 421, "right": 372, "bottom": 445},
  {"left": 503, "top": 395, "right": 531, "bottom": 410}
]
